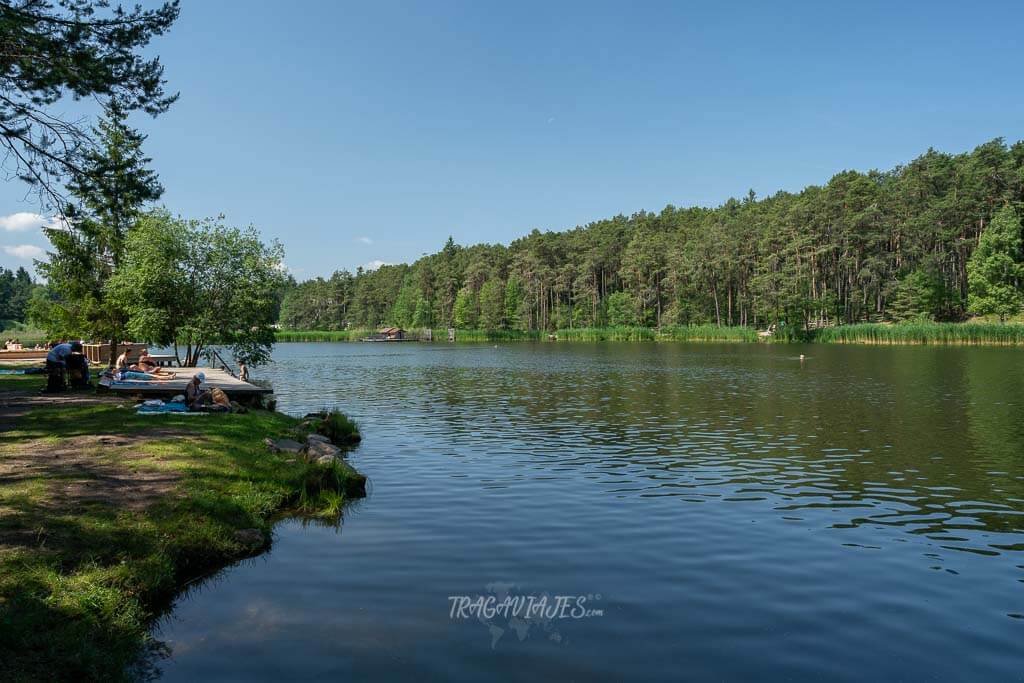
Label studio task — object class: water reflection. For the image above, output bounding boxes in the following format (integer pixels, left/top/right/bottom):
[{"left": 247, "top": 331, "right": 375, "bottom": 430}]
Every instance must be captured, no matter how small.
[
  {"left": 155, "top": 342, "right": 1024, "bottom": 681},
  {"left": 263, "top": 343, "right": 1024, "bottom": 556}
]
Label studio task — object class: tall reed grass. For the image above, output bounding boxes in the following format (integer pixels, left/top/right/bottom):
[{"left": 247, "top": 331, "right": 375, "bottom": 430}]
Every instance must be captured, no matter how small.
[
  {"left": 277, "top": 325, "right": 761, "bottom": 343},
  {"left": 275, "top": 329, "right": 370, "bottom": 342},
  {"left": 443, "top": 329, "right": 542, "bottom": 342},
  {"left": 277, "top": 323, "right": 1024, "bottom": 346},
  {"left": 816, "top": 322, "right": 1024, "bottom": 345},
  {"left": 0, "top": 323, "right": 46, "bottom": 345},
  {"left": 555, "top": 325, "right": 759, "bottom": 342}
]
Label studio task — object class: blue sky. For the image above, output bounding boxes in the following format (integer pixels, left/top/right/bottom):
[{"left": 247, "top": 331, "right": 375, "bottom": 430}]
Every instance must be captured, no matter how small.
[{"left": 2, "top": 0, "right": 1023, "bottom": 277}]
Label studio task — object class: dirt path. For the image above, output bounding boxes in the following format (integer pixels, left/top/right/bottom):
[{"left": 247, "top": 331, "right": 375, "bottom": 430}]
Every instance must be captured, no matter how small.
[
  {"left": 0, "top": 390, "right": 115, "bottom": 432},
  {"left": 0, "top": 391, "right": 186, "bottom": 552}
]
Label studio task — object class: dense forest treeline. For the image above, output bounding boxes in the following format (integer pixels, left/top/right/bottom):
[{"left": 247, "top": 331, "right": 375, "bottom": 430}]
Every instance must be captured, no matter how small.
[
  {"left": 281, "top": 139, "right": 1024, "bottom": 332},
  {"left": 0, "top": 266, "right": 37, "bottom": 325}
]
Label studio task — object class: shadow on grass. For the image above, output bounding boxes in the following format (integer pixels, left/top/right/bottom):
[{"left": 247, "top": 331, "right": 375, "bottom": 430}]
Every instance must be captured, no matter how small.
[{"left": 0, "top": 402, "right": 365, "bottom": 681}]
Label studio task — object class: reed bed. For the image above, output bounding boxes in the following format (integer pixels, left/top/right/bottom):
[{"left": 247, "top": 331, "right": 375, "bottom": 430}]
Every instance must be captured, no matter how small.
[
  {"left": 275, "top": 329, "right": 370, "bottom": 342},
  {"left": 277, "top": 323, "right": 1024, "bottom": 346},
  {"left": 816, "top": 322, "right": 1024, "bottom": 345},
  {"left": 555, "top": 325, "right": 759, "bottom": 342},
  {"left": 443, "top": 329, "right": 542, "bottom": 342},
  {"left": 278, "top": 325, "right": 763, "bottom": 344},
  {"left": 0, "top": 325, "right": 46, "bottom": 345}
]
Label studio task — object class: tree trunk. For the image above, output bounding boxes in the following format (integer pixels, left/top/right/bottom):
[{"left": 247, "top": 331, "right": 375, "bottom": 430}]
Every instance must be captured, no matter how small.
[{"left": 712, "top": 284, "right": 721, "bottom": 327}]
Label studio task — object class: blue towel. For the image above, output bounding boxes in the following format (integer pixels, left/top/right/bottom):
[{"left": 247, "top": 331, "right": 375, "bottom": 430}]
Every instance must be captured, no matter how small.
[{"left": 136, "top": 401, "right": 190, "bottom": 414}]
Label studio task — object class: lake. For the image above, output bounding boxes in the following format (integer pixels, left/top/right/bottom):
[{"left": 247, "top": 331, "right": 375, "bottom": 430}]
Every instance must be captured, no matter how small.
[{"left": 153, "top": 342, "right": 1024, "bottom": 681}]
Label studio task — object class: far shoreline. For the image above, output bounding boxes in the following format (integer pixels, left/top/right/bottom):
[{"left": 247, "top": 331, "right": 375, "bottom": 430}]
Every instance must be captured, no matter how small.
[{"left": 275, "top": 322, "right": 1024, "bottom": 347}]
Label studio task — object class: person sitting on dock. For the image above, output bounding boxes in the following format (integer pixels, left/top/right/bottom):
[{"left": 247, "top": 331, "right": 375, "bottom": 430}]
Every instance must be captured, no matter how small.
[{"left": 136, "top": 350, "right": 175, "bottom": 377}]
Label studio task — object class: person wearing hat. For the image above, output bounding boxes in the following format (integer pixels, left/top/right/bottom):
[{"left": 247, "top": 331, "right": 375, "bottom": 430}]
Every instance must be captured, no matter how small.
[
  {"left": 185, "top": 371, "right": 212, "bottom": 410},
  {"left": 43, "top": 340, "right": 82, "bottom": 393}
]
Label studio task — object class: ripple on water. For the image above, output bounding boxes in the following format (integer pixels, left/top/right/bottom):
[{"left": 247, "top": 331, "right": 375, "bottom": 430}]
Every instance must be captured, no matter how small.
[{"left": 154, "top": 343, "right": 1024, "bottom": 681}]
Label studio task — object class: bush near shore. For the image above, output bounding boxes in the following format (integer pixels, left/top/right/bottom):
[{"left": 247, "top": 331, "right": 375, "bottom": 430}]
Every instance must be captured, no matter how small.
[
  {"left": 0, "top": 396, "right": 364, "bottom": 681},
  {"left": 277, "top": 322, "right": 1024, "bottom": 346}
]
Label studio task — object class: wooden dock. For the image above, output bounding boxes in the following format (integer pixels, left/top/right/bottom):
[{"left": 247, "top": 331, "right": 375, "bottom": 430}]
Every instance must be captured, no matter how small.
[
  {"left": 0, "top": 349, "right": 48, "bottom": 361},
  {"left": 100, "top": 367, "right": 271, "bottom": 401}
]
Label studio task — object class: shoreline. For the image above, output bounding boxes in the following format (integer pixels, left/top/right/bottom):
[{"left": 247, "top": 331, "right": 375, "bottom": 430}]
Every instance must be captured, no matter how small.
[
  {"left": 276, "top": 322, "right": 1024, "bottom": 347},
  {"left": 0, "top": 370, "right": 366, "bottom": 680}
]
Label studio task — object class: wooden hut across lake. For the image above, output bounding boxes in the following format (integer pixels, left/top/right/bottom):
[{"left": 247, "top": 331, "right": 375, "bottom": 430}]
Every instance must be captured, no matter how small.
[{"left": 361, "top": 327, "right": 415, "bottom": 342}]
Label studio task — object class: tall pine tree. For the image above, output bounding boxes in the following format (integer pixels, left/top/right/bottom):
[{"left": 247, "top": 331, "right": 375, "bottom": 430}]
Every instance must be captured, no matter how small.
[{"left": 39, "top": 101, "right": 163, "bottom": 354}]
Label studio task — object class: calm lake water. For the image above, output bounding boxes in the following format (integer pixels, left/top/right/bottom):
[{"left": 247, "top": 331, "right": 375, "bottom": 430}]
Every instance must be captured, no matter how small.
[{"left": 154, "top": 342, "right": 1024, "bottom": 681}]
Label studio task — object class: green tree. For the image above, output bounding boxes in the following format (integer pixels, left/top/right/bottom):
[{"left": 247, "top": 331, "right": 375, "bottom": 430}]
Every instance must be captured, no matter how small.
[
  {"left": 886, "top": 269, "right": 945, "bottom": 322},
  {"left": 453, "top": 286, "right": 479, "bottom": 328},
  {"left": 478, "top": 278, "right": 504, "bottom": 329},
  {"left": 504, "top": 276, "right": 526, "bottom": 330},
  {"left": 388, "top": 278, "right": 417, "bottom": 328},
  {"left": 107, "top": 211, "right": 286, "bottom": 366},
  {"left": 0, "top": 266, "right": 33, "bottom": 322},
  {"left": 0, "top": 0, "right": 178, "bottom": 206},
  {"left": 276, "top": 139, "right": 1024, "bottom": 332},
  {"left": 412, "top": 294, "right": 433, "bottom": 329},
  {"left": 605, "top": 291, "right": 637, "bottom": 326},
  {"left": 37, "top": 103, "right": 163, "bottom": 355},
  {"left": 967, "top": 204, "right": 1024, "bottom": 321}
]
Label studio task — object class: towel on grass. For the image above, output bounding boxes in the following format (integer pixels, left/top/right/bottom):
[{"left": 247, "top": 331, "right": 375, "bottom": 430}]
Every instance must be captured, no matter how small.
[{"left": 136, "top": 401, "right": 190, "bottom": 415}]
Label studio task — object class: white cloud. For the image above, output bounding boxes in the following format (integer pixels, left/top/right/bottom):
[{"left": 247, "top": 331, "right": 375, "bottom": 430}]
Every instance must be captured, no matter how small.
[
  {"left": 361, "top": 259, "right": 392, "bottom": 271},
  {"left": 3, "top": 244, "right": 45, "bottom": 260},
  {"left": 0, "top": 212, "right": 58, "bottom": 232},
  {"left": 355, "top": 236, "right": 373, "bottom": 245}
]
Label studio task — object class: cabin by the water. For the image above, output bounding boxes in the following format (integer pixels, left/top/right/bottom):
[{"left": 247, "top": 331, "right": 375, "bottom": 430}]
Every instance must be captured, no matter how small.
[{"left": 361, "top": 327, "right": 416, "bottom": 342}]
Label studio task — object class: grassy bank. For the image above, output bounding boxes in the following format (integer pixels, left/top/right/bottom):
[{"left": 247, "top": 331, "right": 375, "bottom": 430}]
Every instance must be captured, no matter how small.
[
  {"left": 278, "top": 322, "right": 1024, "bottom": 346},
  {"left": 276, "top": 325, "right": 758, "bottom": 344},
  {"left": 0, "top": 386, "right": 365, "bottom": 680}
]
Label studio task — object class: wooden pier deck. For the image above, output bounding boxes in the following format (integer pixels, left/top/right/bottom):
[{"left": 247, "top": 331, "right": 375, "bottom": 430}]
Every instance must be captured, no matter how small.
[
  {"left": 0, "top": 349, "right": 48, "bottom": 361},
  {"left": 101, "top": 367, "right": 271, "bottom": 400}
]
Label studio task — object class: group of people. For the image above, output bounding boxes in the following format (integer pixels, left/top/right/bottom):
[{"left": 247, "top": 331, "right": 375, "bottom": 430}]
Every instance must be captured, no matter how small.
[
  {"left": 114, "top": 348, "right": 176, "bottom": 381},
  {"left": 3, "top": 338, "right": 47, "bottom": 351},
  {"left": 111, "top": 351, "right": 231, "bottom": 412},
  {"left": 44, "top": 341, "right": 91, "bottom": 393},
  {"left": 41, "top": 342, "right": 244, "bottom": 412}
]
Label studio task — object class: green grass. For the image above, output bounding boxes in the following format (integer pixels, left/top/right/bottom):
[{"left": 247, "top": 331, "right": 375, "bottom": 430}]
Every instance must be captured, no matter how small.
[
  {"left": 0, "top": 399, "right": 366, "bottom": 681},
  {"left": 816, "top": 322, "right": 1024, "bottom": 345},
  {"left": 0, "top": 364, "right": 46, "bottom": 392},
  {"left": 309, "top": 409, "right": 362, "bottom": 446}
]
